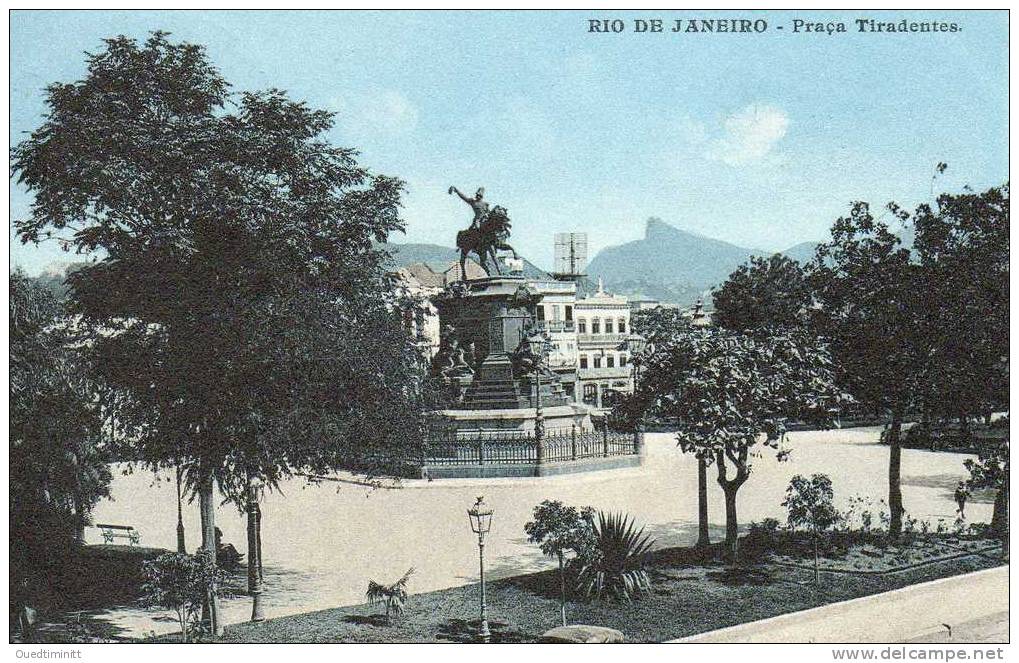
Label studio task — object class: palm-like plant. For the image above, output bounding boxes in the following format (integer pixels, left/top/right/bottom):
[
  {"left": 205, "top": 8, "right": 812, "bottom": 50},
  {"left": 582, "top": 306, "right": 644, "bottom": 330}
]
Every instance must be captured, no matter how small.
[
  {"left": 366, "top": 567, "right": 415, "bottom": 622},
  {"left": 575, "top": 512, "right": 655, "bottom": 601}
]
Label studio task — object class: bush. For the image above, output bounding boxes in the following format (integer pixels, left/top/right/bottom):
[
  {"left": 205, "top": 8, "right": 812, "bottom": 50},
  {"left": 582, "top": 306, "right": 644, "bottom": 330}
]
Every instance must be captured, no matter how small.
[
  {"left": 574, "top": 512, "right": 655, "bottom": 602},
  {"left": 142, "top": 550, "right": 223, "bottom": 643},
  {"left": 742, "top": 518, "right": 783, "bottom": 559},
  {"left": 988, "top": 416, "right": 1009, "bottom": 430}
]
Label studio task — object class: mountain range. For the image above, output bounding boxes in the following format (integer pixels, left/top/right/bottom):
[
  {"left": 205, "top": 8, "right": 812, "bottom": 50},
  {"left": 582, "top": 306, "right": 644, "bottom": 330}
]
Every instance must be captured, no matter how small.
[{"left": 382, "top": 218, "right": 821, "bottom": 306}]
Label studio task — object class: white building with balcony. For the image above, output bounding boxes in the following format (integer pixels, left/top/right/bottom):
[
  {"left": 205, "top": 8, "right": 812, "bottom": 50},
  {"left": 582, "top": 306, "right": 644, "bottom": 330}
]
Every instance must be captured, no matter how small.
[
  {"left": 575, "top": 278, "right": 632, "bottom": 409},
  {"left": 530, "top": 278, "right": 579, "bottom": 402}
]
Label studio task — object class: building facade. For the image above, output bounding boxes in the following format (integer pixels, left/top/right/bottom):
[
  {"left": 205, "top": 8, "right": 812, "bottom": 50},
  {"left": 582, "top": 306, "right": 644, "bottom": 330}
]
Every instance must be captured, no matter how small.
[
  {"left": 575, "top": 278, "right": 633, "bottom": 409},
  {"left": 531, "top": 279, "right": 579, "bottom": 401}
]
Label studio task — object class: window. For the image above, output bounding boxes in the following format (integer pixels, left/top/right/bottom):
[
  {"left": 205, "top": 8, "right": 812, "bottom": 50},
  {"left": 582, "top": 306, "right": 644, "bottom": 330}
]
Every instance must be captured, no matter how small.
[
  {"left": 593, "top": 356, "right": 602, "bottom": 368},
  {"left": 620, "top": 354, "right": 628, "bottom": 367},
  {"left": 578, "top": 318, "right": 587, "bottom": 334},
  {"left": 618, "top": 319, "right": 627, "bottom": 333},
  {"left": 592, "top": 319, "right": 601, "bottom": 334},
  {"left": 606, "top": 356, "right": 615, "bottom": 368},
  {"left": 579, "top": 355, "right": 588, "bottom": 369},
  {"left": 565, "top": 305, "right": 573, "bottom": 322},
  {"left": 583, "top": 384, "right": 598, "bottom": 405},
  {"left": 605, "top": 319, "right": 614, "bottom": 334},
  {"left": 552, "top": 305, "right": 561, "bottom": 322},
  {"left": 536, "top": 305, "right": 545, "bottom": 321}
]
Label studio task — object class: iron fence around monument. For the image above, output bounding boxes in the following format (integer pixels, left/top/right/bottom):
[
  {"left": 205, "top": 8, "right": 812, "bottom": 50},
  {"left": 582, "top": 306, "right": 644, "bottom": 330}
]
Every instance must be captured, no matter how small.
[{"left": 422, "top": 426, "right": 638, "bottom": 466}]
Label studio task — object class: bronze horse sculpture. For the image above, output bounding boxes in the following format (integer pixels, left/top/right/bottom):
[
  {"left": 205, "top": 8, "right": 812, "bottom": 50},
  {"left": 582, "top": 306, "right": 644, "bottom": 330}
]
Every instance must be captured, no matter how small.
[{"left": 456, "top": 205, "right": 520, "bottom": 278}]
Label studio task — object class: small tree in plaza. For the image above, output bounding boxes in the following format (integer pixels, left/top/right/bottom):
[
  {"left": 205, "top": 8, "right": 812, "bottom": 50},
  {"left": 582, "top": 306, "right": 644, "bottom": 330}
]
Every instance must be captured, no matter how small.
[
  {"left": 142, "top": 550, "right": 224, "bottom": 643},
  {"left": 638, "top": 328, "right": 847, "bottom": 562},
  {"left": 783, "top": 474, "right": 842, "bottom": 584},
  {"left": 524, "top": 500, "right": 595, "bottom": 626}
]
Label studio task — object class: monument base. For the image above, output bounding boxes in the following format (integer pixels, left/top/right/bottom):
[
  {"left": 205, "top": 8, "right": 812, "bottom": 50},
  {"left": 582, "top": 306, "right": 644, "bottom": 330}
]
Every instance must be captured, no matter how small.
[{"left": 435, "top": 404, "right": 594, "bottom": 435}]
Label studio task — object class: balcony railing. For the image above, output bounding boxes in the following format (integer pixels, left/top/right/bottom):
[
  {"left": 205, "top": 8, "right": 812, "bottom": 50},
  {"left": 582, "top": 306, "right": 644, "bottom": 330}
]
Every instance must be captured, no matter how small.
[
  {"left": 577, "top": 333, "right": 626, "bottom": 345},
  {"left": 537, "top": 321, "right": 576, "bottom": 333},
  {"left": 577, "top": 366, "right": 632, "bottom": 380}
]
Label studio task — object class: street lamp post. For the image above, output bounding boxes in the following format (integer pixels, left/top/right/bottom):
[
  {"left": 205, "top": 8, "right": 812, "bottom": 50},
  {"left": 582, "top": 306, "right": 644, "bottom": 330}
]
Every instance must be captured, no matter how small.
[
  {"left": 467, "top": 496, "right": 494, "bottom": 642},
  {"left": 523, "top": 329, "right": 554, "bottom": 448},
  {"left": 247, "top": 474, "right": 265, "bottom": 622},
  {"left": 620, "top": 333, "right": 649, "bottom": 453}
]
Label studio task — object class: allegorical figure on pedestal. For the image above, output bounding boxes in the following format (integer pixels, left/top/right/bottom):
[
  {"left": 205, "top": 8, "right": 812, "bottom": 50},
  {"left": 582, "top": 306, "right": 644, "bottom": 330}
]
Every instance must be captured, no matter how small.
[{"left": 450, "top": 185, "right": 520, "bottom": 277}]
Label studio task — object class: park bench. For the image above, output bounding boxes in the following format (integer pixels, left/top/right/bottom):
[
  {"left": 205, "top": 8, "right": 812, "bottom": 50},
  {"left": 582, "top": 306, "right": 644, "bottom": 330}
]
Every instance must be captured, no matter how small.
[{"left": 96, "top": 523, "right": 140, "bottom": 545}]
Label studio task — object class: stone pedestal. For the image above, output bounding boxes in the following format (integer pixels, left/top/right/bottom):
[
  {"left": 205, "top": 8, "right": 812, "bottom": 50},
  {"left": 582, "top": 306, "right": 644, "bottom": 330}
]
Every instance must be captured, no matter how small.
[
  {"left": 431, "top": 275, "right": 592, "bottom": 432},
  {"left": 437, "top": 404, "right": 593, "bottom": 435}
]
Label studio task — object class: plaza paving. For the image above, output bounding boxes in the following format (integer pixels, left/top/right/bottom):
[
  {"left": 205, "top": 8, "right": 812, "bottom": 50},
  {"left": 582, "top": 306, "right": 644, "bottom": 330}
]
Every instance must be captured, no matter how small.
[{"left": 86, "top": 426, "right": 992, "bottom": 638}]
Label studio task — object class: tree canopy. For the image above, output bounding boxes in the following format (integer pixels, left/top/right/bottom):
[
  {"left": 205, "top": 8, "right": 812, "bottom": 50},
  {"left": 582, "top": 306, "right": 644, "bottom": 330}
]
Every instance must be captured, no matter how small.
[
  {"left": 910, "top": 184, "right": 1009, "bottom": 424},
  {"left": 11, "top": 31, "right": 427, "bottom": 497},
  {"left": 10, "top": 271, "right": 112, "bottom": 608},
  {"left": 712, "top": 254, "right": 810, "bottom": 332},
  {"left": 638, "top": 327, "right": 847, "bottom": 558}
]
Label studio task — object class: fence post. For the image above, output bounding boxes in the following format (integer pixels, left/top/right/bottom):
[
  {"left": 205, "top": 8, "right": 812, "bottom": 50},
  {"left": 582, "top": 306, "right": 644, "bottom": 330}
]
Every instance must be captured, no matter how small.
[
  {"left": 478, "top": 436, "right": 485, "bottom": 465},
  {"left": 633, "top": 426, "right": 642, "bottom": 455},
  {"left": 603, "top": 425, "right": 609, "bottom": 457},
  {"left": 571, "top": 424, "right": 577, "bottom": 461}
]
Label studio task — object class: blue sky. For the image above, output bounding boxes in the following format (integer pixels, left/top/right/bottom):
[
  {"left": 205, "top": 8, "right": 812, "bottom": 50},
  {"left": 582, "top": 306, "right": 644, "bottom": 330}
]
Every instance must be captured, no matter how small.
[{"left": 9, "top": 10, "right": 1008, "bottom": 274}]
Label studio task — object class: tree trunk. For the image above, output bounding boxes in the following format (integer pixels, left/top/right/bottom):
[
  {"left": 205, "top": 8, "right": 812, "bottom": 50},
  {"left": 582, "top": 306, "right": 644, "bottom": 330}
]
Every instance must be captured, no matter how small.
[
  {"left": 199, "top": 473, "right": 223, "bottom": 637},
  {"left": 696, "top": 458, "right": 710, "bottom": 549},
  {"left": 247, "top": 475, "right": 265, "bottom": 622},
  {"left": 178, "top": 609, "right": 188, "bottom": 644},
  {"left": 722, "top": 486, "right": 739, "bottom": 563},
  {"left": 887, "top": 410, "right": 904, "bottom": 538},
  {"left": 256, "top": 503, "right": 264, "bottom": 583},
  {"left": 557, "top": 552, "right": 567, "bottom": 627},
  {"left": 176, "top": 465, "right": 186, "bottom": 554},
  {"left": 72, "top": 496, "right": 86, "bottom": 545},
  {"left": 813, "top": 535, "right": 820, "bottom": 585},
  {"left": 991, "top": 468, "right": 1008, "bottom": 559}
]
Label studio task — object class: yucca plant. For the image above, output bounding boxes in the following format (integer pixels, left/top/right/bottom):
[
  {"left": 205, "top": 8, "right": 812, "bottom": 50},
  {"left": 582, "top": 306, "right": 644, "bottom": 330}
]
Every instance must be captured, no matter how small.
[
  {"left": 575, "top": 512, "right": 655, "bottom": 601},
  {"left": 366, "top": 567, "right": 415, "bottom": 622}
]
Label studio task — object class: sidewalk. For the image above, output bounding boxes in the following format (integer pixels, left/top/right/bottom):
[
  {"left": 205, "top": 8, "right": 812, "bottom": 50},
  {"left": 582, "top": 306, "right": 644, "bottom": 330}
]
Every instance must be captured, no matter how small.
[{"left": 675, "top": 566, "right": 1008, "bottom": 643}]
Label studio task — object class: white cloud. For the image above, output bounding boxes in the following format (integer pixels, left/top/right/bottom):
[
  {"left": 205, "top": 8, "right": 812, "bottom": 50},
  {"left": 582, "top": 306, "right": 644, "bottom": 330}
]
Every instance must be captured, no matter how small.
[
  {"left": 332, "top": 89, "right": 419, "bottom": 139},
  {"left": 706, "top": 103, "right": 789, "bottom": 166}
]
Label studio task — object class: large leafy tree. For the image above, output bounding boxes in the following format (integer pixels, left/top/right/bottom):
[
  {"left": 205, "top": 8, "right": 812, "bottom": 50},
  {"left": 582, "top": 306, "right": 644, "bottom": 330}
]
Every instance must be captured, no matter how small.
[
  {"left": 910, "top": 184, "right": 1009, "bottom": 428},
  {"left": 807, "top": 202, "right": 920, "bottom": 538},
  {"left": 10, "top": 271, "right": 112, "bottom": 613},
  {"left": 712, "top": 254, "right": 810, "bottom": 332},
  {"left": 638, "top": 327, "right": 846, "bottom": 560},
  {"left": 630, "top": 306, "right": 689, "bottom": 347},
  {"left": 626, "top": 307, "right": 713, "bottom": 548},
  {"left": 12, "top": 32, "right": 427, "bottom": 631},
  {"left": 911, "top": 183, "right": 1008, "bottom": 547}
]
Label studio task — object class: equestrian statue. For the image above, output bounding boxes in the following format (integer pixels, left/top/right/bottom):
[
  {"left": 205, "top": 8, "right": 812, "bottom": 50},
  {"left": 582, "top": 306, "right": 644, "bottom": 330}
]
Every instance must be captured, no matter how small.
[{"left": 449, "top": 185, "right": 520, "bottom": 278}]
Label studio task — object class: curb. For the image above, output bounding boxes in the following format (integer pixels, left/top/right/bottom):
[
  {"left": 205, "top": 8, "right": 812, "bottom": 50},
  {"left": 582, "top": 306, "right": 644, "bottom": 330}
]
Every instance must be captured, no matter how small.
[{"left": 671, "top": 565, "right": 1009, "bottom": 643}]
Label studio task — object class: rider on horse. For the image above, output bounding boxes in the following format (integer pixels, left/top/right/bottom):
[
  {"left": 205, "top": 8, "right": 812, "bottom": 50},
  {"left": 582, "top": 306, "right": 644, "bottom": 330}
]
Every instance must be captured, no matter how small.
[
  {"left": 450, "top": 185, "right": 519, "bottom": 278},
  {"left": 449, "top": 186, "right": 489, "bottom": 230}
]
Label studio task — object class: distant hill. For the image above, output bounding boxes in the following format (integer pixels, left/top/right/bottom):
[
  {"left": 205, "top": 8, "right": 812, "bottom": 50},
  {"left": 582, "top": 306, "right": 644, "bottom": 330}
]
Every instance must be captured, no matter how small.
[
  {"left": 584, "top": 219, "right": 855, "bottom": 306},
  {"left": 779, "top": 241, "right": 821, "bottom": 265},
  {"left": 587, "top": 218, "right": 756, "bottom": 291}
]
